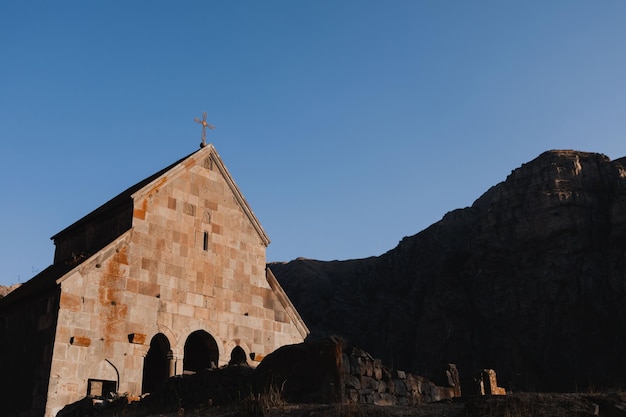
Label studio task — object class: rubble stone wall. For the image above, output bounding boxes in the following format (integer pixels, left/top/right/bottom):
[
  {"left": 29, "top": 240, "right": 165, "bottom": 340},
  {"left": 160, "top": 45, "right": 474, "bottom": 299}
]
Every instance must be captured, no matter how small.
[{"left": 341, "top": 348, "right": 458, "bottom": 405}]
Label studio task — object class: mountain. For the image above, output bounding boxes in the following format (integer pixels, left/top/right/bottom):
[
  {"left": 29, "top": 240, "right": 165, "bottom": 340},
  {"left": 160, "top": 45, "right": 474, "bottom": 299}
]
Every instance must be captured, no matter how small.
[{"left": 269, "top": 150, "right": 626, "bottom": 393}]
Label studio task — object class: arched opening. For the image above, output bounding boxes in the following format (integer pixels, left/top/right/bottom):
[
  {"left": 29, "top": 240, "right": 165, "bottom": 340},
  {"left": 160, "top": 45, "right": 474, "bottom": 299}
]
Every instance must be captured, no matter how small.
[
  {"left": 229, "top": 345, "right": 247, "bottom": 366},
  {"left": 142, "top": 333, "right": 171, "bottom": 394},
  {"left": 183, "top": 330, "right": 219, "bottom": 373}
]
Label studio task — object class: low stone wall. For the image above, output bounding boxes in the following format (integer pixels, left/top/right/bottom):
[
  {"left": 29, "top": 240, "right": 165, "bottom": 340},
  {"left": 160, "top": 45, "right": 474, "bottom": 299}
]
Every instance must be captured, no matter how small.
[
  {"left": 341, "top": 347, "right": 459, "bottom": 405},
  {"left": 58, "top": 339, "right": 467, "bottom": 416}
]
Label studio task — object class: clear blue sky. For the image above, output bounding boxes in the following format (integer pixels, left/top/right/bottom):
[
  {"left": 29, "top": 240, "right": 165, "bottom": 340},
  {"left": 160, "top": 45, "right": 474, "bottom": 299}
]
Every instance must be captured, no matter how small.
[{"left": 1, "top": 1, "right": 625, "bottom": 285}]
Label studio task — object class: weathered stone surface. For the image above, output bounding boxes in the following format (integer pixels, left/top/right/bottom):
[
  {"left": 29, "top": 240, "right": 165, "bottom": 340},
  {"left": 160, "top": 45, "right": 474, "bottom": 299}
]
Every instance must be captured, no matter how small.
[
  {"left": 376, "top": 379, "right": 387, "bottom": 393},
  {"left": 479, "top": 369, "right": 507, "bottom": 396},
  {"left": 346, "top": 375, "right": 361, "bottom": 390},
  {"left": 404, "top": 375, "right": 419, "bottom": 397},
  {"left": 253, "top": 337, "right": 343, "bottom": 403},
  {"left": 392, "top": 379, "right": 406, "bottom": 396},
  {"left": 58, "top": 339, "right": 460, "bottom": 416},
  {"left": 345, "top": 388, "right": 358, "bottom": 403},
  {"left": 362, "top": 376, "right": 378, "bottom": 391},
  {"left": 69, "top": 336, "right": 91, "bottom": 347},
  {"left": 0, "top": 145, "right": 308, "bottom": 417},
  {"left": 271, "top": 150, "right": 626, "bottom": 392},
  {"left": 373, "top": 393, "right": 396, "bottom": 406},
  {"left": 373, "top": 359, "right": 383, "bottom": 380},
  {"left": 252, "top": 338, "right": 460, "bottom": 406}
]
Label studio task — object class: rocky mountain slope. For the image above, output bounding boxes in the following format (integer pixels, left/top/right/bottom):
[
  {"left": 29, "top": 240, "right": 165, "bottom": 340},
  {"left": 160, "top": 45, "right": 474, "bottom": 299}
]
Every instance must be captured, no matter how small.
[{"left": 270, "top": 150, "right": 626, "bottom": 393}]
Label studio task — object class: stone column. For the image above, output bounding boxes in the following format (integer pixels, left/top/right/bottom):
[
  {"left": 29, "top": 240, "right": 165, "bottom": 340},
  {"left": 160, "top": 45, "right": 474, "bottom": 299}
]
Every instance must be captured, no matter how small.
[{"left": 167, "top": 350, "right": 176, "bottom": 377}]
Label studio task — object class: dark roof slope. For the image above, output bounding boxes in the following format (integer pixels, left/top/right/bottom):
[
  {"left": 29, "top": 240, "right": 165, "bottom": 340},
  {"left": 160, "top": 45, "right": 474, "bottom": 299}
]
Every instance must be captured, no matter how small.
[
  {"left": 0, "top": 149, "right": 199, "bottom": 310},
  {"left": 52, "top": 149, "right": 197, "bottom": 242},
  {"left": 0, "top": 263, "right": 68, "bottom": 309}
]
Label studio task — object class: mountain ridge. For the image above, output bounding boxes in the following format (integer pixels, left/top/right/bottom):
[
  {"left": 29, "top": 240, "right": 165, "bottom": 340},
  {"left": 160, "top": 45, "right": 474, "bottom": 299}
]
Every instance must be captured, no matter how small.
[{"left": 270, "top": 149, "right": 626, "bottom": 392}]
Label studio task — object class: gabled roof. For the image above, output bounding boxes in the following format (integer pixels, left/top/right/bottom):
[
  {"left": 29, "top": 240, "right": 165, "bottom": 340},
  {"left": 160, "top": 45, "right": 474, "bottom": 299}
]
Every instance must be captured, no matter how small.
[
  {"left": 1, "top": 144, "right": 270, "bottom": 309},
  {"left": 53, "top": 144, "right": 269, "bottom": 247},
  {"left": 50, "top": 152, "right": 187, "bottom": 243},
  {"left": 0, "top": 263, "right": 67, "bottom": 309},
  {"left": 129, "top": 144, "right": 270, "bottom": 246}
]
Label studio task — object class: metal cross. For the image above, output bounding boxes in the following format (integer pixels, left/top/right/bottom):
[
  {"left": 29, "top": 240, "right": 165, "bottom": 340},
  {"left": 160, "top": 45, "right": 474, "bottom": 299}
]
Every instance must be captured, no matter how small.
[{"left": 194, "top": 112, "right": 215, "bottom": 148}]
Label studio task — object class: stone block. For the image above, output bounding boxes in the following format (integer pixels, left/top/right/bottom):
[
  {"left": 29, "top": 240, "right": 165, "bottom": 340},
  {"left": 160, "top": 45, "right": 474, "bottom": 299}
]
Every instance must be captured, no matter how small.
[
  {"left": 125, "top": 278, "right": 140, "bottom": 293},
  {"left": 432, "top": 386, "right": 456, "bottom": 402},
  {"left": 362, "top": 376, "right": 378, "bottom": 391},
  {"left": 364, "top": 358, "right": 373, "bottom": 377},
  {"left": 395, "top": 369, "right": 406, "bottom": 379},
  {"left": 186, "top": 292, "right": 204, "bottom": 307},
  {"left": 357, "top": 356, "right": 370, "bottom": 376},
  {"left": 373, "top": 393, "right": 396, "bottom": 406},
  {"left": 60, "top": 292, "right": 82, "bottom": 312},
  {"left": 373, "top": 359, "right": 383, "bottom": 380},
  {"left": 393, "top": 379, "right": 407, "bottom": 396},
  {"left": 194, "top": 306, "right": 210, "bottom": 321},
  {"left": 70, "top": 336, "right": 91, "bottom": 347},
  {"left": 341, "top": 353, "right": 351, "bottom": 374},
  {"left": 128, "top": 333, "right": 146, "bottom": 344},
  {"left": 178, "top": 303, "right": 194, "bottom": 317},
  {"left": 358, "top": 388, "right": 374, "bottom": 397},
  {"left": 446, "top": 363, "right": 462, "bottom": 397},
  {"left": 346, "top": 388, "right": 359, "bottom": 403},
  {"left": 382, "top": 366, "right": 392, "bottom": 382},
  {"left": 352, "top": 347, "right": 367, "bottom": 357},
  {"left": 377, "top": 379, "right": 387, "bottom": 393},
  {"left": 404, "top": 375, "right": 420, "bottom": 396}
]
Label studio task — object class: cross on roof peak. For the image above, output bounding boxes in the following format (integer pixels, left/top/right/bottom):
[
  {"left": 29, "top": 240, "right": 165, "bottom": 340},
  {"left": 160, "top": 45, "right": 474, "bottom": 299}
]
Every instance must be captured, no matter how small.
[{"left": 194, "top": 112, "right": 215, "bottom": 148}]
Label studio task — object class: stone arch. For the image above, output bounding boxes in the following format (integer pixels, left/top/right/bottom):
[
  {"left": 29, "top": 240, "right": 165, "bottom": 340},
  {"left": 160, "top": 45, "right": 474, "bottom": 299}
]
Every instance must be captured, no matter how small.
[
  {"left": 142, "top": 324, "right": 182, "bottom": 360},
  {"left": 143, "top": 324, "right": 178, "bottom": 354},
  {"left": 229, "top": 346, "right": 247, "bottom": 366},
  {"left": 225, "top": 340, "right": 252, "bottom": 365},
  {"left": 183, "top": 330, "right": 220, "bottom": 373},
  {"left": 178, "top": 321, "right": 225, "bottom": 366},
  {"left": 142, "top": 333, "right": 172, "bottom": 394}
]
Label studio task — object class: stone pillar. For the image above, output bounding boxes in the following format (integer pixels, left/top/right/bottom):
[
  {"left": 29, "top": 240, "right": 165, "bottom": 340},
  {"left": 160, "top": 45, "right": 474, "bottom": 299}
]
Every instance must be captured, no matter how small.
[
  {"left": 167, "top": 350, "right": 176, "bottom": 377},
  {"left": 479, "top": 369, "right": 506, "bottom": 396},
  {"left": 446, "top": 364, "right": 461, "bottom": 397}
]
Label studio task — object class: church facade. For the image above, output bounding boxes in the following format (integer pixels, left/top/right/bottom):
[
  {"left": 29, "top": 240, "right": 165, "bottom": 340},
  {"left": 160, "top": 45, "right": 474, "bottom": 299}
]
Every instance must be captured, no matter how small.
[{"left": 0, "top": 144, "right": 308, "bottom": 417}]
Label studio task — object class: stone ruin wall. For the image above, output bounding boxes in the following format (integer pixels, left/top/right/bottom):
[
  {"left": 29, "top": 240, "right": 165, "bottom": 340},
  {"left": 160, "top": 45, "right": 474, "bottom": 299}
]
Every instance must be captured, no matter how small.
[
  {"left": 341, "top": 349, "right": 506, "bottom": 405},
  {"left": 340, "top": 347, "right": 460, "bottom": 406},
  {"left": 56, "top": 338, "right": 509, "bottom": 416}
]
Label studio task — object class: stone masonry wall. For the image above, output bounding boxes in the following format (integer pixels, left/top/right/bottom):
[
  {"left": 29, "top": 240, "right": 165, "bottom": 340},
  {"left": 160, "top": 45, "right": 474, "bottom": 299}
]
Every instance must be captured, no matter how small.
[
  {"left": 342, "top": 348, "right": 459, "bottom": 405},
  {"left": 45, "top": 148, "right": 306, "bottom": 417}
]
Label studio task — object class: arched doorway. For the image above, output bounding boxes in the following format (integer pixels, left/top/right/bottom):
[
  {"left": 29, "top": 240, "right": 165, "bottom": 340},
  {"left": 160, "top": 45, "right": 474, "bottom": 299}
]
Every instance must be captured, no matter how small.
[
  {"left": 183, "top": 330, "right": 219, "bottom": 373},
  {"left": 229, "top": 345, "right": 247, "bottom": 366},
  {"left": 142, "top": 333, "right": 171, "bottom": 394}
]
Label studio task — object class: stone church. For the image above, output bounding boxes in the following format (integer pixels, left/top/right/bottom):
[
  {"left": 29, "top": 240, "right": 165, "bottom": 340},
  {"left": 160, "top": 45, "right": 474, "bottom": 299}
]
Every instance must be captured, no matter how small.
[{"left": 0, "top": 144, "right": 309, "bottom": 417}]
